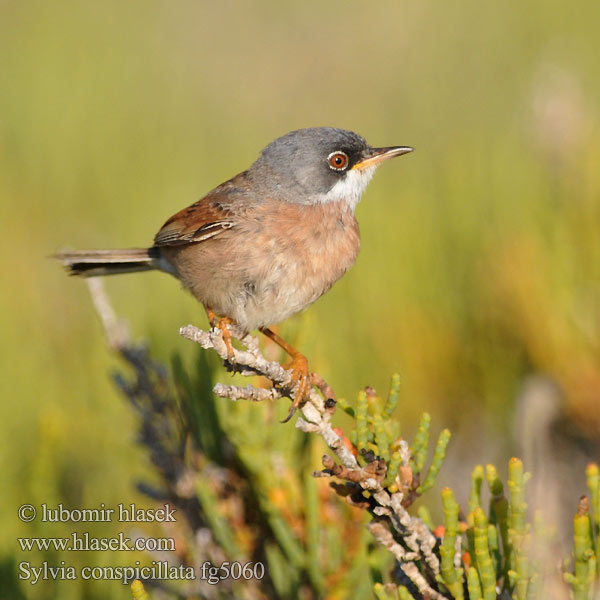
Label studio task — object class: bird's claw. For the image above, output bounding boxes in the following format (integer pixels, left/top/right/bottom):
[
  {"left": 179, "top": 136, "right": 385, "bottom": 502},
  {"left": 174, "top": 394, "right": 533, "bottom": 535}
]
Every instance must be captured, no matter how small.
[
  {"left": 207, "top": 308, "right": 236, "bottom": 362},
  {"left": 281, "top": 353, "right": 311, "bottom": 423}
]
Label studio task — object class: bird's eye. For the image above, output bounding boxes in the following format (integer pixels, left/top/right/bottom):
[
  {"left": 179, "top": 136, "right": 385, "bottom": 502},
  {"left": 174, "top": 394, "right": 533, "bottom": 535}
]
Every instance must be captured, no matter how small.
[{"left": 327, "top": 151, "right": 349, "bottom": 171}]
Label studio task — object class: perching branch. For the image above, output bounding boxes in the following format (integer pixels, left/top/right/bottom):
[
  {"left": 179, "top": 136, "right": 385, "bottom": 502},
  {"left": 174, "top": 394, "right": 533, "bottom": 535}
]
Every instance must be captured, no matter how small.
[
  {"left": 86, "top": 279, "right": 444, "bottom": 599},
  {"left": 179, "top": 322, "right": 444, "bottom": 598},
  {"left": 179, "top": 323, "right": 359, "bottom": 471}
]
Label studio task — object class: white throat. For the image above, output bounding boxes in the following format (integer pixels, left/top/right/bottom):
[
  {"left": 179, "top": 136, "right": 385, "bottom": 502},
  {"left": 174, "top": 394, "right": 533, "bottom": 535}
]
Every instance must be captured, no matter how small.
[{"left": 315, "top": 165, "right": 378, "bottom": 212}]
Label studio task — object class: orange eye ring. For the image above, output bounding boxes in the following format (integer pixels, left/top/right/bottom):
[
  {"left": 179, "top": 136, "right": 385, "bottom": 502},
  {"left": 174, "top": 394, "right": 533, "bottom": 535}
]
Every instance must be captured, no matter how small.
[{"left": 327, "top": 151, "right": 349, "bottom": 171}]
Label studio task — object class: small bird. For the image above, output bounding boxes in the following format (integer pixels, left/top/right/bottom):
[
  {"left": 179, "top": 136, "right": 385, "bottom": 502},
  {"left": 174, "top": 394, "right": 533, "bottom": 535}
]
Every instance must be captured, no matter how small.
[{"left": 57, "top": 127, "right": 412, "bottom": 419}]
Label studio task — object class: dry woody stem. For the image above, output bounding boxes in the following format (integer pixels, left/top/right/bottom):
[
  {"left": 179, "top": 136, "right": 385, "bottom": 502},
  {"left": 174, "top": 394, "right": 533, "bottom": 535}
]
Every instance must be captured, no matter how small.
[{"left": 177, "top": 323, "right": 443, "bottom": 598}]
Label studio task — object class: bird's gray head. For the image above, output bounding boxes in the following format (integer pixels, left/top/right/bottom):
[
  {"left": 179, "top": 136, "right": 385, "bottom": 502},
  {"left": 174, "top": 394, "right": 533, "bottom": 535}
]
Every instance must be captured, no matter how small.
[{"left": 248, "top": 127, "right": 412, "bottom": 210}]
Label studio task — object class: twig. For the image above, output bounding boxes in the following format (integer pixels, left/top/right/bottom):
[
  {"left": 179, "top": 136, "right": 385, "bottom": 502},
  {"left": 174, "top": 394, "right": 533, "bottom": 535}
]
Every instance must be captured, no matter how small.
[
  {"left": 179, "top": 323, "right": 359, "bottom": 471},
  {"left": 86, "top": 278, "right": 131, "bottom": 349},
  {"left": 368, "top": 521, "right": 420, "bottom": 562},
  {"left": 213, "top": 383, "right": 282, "bottom": 402}
]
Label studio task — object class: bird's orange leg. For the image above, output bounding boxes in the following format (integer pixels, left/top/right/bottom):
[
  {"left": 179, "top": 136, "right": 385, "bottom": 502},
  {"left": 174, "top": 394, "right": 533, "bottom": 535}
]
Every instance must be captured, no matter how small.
[
  {"left": 205, "top": 306, "right": 236, "bottom": 362},
  {"left": 260, "top": 327, "right": 311, "bottom": 422}
]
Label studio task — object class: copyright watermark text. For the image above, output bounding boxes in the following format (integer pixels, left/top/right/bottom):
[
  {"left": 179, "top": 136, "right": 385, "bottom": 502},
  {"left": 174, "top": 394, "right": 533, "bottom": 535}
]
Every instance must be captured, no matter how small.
[{"left": 17, "top": 502, "right": 266, "bottom": 585}]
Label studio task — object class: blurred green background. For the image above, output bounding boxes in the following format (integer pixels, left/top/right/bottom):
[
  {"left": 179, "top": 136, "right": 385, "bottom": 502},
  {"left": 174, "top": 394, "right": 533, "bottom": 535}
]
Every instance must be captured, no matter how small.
[{"left": 2, "top": 0, "right": 600, "bottom": 597}]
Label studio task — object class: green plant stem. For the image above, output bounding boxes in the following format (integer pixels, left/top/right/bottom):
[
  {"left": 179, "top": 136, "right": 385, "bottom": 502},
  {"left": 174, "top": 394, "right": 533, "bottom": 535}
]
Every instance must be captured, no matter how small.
[
  {"left": 411, "top": 412, "right": 431, "bottom": 473},
  {"left": 473, "top": 507, "right": 497, "bottom": 600},
  {"left": 440, "top": 487, "right": 464, "bottom": 599},
  {"left": 417, "top": 428, "right": 450, "bottom": 494}
]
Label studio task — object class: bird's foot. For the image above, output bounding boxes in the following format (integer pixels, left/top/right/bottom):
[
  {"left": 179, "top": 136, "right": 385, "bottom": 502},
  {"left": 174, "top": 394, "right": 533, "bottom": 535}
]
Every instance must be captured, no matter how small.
[
  {"left": 281, "top": 352, "right": 311, "bottom": 423},
  {"left": 206, "top": 308, "right": 236, "bottom": 362},
  {"left": 258, "top": 326, "right": 313, "bottom": 422}
]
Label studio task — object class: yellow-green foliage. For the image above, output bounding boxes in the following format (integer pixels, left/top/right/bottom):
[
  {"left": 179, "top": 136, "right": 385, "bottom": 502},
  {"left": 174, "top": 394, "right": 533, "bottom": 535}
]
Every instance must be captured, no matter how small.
[
  {"left": 587, "top": 463, "right": 600, "bottom": 545},
  {"left": 467, "top": 567, "right": 483, "bottom": 600},
  {"left": 417, "top": 429, "right": 451, "bottom": 494},
  {"left": 347, "top": 378, "right": 449, "bottom": 496},
  {"left": 411, "top": 412, "right": 431, "bottom": 473},
  {"left": 130, "top": 580, "right": 150, "bottom": 600},
  {"left": 440, "top": 460, "right": 600, "bottom": 600},
  {"left": 469, "top": 465, "right": 484, "bottom": 519},
  {"left": 486, "top": 463, "right": 510, "bottom": 576},
  {"left": 473, "top": 507, "right": 497, "bottom": 600},
  {"left": 440, "top": 487, "right": 464, "bottom": 599},
  {"left": 569, "top": 498, "right": 597, "bottom": 600},
  {"left": 507, "top": 458, "right": 532, "bottom": 600}
]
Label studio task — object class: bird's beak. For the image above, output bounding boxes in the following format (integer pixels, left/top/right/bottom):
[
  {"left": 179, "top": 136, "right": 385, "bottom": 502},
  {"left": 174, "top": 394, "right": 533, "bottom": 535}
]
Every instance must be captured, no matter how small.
[{"left": 352, "top": 146, "right": 414, "bottom": 170}]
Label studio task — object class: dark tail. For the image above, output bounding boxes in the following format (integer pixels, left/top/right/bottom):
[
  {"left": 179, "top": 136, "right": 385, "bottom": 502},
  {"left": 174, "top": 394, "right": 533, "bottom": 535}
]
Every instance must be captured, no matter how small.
[{"left": 54, "top": 247, "right": 161, "bottom": 277}]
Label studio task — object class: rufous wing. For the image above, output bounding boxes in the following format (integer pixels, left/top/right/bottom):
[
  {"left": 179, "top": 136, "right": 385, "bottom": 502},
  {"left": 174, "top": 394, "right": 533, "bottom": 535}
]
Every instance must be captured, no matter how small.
[{"left": 153, "top": 193, "right": 236, "bottom": 247}]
